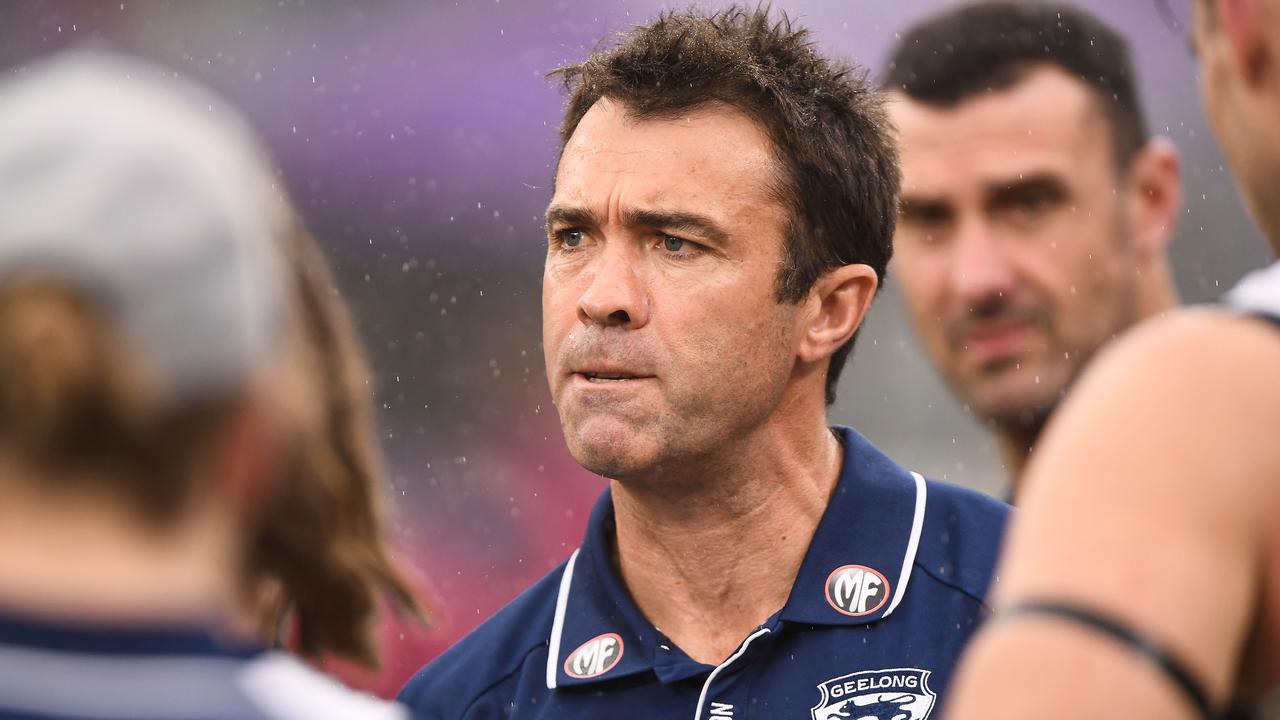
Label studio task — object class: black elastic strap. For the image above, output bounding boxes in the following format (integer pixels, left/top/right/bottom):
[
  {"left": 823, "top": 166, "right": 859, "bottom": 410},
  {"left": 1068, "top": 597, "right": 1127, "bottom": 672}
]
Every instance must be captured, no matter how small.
[{"left": 1001, "top": 600, "right": 1216, "bottom": 720}]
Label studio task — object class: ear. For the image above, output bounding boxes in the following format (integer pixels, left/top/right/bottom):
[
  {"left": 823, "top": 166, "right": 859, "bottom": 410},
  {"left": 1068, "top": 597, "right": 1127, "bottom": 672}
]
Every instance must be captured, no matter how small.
[
  {"left": 1217, "top": 0, "right": 1270, "bottom": 86},
  {"left": 210, "top": 392, "right": 288, "bottom": 522},
  {"left": 1124, "top": 137, "right": 1182, "bottom": 261},
  {"left": 796, "top": 263, "right": 878, "bottom": 364}
]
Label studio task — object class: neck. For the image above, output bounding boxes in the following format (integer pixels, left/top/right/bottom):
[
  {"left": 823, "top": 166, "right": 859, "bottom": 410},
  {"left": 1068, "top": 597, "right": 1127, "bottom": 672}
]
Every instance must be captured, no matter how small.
[
  {"left": 996, "top": 425, "right": 1038, "bottom": 500},
  {"left": 1135, "top": 258, "right": 1180, "bottom": 319},
  {"left": 0, "top": 477, "right": 244, "bottom": 630},
  {"left": 611, "top": 410, "right": 841, "bottom": 664}
]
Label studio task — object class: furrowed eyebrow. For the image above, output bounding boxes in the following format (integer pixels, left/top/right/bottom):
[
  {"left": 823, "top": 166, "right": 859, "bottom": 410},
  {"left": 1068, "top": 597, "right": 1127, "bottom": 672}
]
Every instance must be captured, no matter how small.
[
  {"left": 545, "top": 205, "right": 601, "bottom": 234},
  {"left": 898, "top": 196, "right": 953, "bottom": 220},
  {"left": 986, "top": 174, "right": 1069, "bottom": 205},
  {"left": 622, "top": 209, "right": 730, "bottom": 244}
]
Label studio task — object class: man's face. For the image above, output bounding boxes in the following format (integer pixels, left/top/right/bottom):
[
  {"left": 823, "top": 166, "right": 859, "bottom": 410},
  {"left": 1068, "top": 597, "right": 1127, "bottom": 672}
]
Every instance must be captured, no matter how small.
[
  {"left": 543, "top": 99, "right": 798, "bottom": 480},
  {"left": 890, "top": 67, "right": 1143, "bottom": 430},
  {"left": 1193, "top": 0, "right": 1266, "bottom": 226}
]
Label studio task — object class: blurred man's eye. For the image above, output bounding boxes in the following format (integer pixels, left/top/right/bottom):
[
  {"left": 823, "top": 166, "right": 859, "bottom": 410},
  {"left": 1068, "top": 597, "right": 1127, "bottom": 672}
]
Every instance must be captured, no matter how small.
[
  {"left": 900, "top": 202, "right": 953, "bottom": 229},
  {"left": 1012, "top": 191, "right": 1052, "bottom": 214},
  {"left": 991, "top": 181, "right": 1067, "bottom": 225}
]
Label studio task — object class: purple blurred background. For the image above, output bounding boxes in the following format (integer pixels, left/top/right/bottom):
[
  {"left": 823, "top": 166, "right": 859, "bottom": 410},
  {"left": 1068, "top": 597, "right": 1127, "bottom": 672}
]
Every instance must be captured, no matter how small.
[{"left": 0, "top": 0, "right": 1266, "bottom": 696}]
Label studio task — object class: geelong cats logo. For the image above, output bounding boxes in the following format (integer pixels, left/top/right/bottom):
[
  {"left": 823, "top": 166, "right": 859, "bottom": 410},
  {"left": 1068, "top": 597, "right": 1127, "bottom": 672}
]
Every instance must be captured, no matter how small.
[
  {"left": 810, "top": 668, "right": 936, "bottom": 720},
  {"left": 563, "top": 633, "right": 624, "bottom": 679},
  {"left": 825, "top": 564, "right": 890, "bottom": 616}
]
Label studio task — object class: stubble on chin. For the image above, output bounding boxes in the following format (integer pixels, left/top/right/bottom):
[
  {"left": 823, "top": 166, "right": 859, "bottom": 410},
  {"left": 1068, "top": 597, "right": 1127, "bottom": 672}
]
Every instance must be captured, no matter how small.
[
  {"left": 961, "top": 361, "right": 1066, "bottom": 441},
  {"left": 559, "top": 409, "right": 655, "bottom": 480}
]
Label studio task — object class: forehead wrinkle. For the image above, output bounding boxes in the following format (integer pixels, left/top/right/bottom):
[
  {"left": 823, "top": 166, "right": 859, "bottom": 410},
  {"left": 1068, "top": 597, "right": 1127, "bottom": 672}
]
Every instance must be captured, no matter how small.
[
  {"left": 553, "top": 99, "right": 789, "bottom": 244},
  {"left": 621, "top": 207, "right": 732, "bottom": 244}
]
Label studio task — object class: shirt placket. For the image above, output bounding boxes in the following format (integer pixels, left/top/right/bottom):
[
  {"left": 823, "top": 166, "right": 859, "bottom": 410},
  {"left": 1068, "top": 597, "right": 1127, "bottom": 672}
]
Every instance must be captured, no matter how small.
[{"left": 691, "top": 627, "right": 771, "bottom": 720}]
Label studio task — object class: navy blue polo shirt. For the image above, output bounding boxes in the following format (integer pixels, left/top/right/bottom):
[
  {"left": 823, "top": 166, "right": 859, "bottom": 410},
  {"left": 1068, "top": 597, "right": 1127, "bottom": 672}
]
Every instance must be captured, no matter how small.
[{"left": 400, "top": 426, "right": 1009, "bottom": 720}]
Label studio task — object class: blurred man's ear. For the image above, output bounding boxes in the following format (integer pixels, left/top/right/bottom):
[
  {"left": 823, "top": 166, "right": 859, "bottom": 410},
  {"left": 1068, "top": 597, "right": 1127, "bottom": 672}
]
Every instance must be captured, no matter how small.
[
  {"left": 796, "top": 264, "right": 878, "bottom": 365},
  {"left": 211, "top": 391, "right": 289, "bottom": 522},
  {"left": 210, "top": 323, "right": 320, "bottom": 522},
  {"left": 1216, "top": 0, "right": 1270, "bottom": 86},
  {"left": 1126, "top": 137, "right": 1182, "bottom": 261}
]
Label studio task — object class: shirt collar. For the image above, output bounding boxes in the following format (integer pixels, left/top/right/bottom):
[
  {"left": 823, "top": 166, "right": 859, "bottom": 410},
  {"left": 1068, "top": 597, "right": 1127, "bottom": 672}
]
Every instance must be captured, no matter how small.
[
  {"left": 545, "top": 425, "right": 928, "bottom": 688},
  {"left": 0, "top": 606, "right": 264, "bottom": 659},
  {"left": 547, "top": 489, "right": 669, "bottom": 689},
  {"left": 779, "top": 426, "right": 927, "bottom": 626}
]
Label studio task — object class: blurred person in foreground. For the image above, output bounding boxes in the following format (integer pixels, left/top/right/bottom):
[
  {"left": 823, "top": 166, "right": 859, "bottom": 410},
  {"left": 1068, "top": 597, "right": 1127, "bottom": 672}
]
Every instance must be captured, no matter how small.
[
  {"left": 0, "top": 51, "right": 415, "bottom": 719},
  {"left": 945, "top": 0, "right": 1280, "bottom": 718},
  {"left": 400, "top": 7, "right": 1008, "bottom": 720},
  {"left": 883, "top": 1, "right": 1182, "bottom": 498},
  {"left": 268, "top": 195, "right": 426, "bottom": 678}
]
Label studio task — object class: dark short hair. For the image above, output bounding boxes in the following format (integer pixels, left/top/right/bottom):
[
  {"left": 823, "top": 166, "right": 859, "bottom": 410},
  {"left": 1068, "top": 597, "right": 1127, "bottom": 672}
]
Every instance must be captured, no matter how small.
[
  {"left": 883, "top": 1, "right": 1149, "bottom": 168},
  {"left": 550, "top": 6, "right": 900, "bottom": 405}
]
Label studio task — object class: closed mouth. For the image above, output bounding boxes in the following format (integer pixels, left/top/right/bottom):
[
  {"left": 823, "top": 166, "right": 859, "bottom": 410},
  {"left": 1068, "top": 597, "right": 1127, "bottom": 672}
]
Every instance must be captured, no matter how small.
[
  {"left": 575, "top": 371, "right": 652, "bottom": 382},
  {"left": 965, "top": 321, "right": 1031, "bottom": 342},
  {"left": 947, "top": 308, "right": 1047, "bottom": 349}
]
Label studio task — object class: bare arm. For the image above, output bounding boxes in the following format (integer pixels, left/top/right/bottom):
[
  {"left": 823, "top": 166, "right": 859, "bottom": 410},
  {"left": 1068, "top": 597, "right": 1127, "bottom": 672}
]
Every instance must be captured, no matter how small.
[{"left": 947, "top": 308, "right": 1280, "bottom": 720}]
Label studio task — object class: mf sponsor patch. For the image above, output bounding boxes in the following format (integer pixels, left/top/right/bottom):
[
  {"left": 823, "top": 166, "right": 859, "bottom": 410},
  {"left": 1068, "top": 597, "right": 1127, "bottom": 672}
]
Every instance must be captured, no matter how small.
[
  {"left": 825, "top": 564, "right": 890, "bottom": 617},
  {"left": 810, "top": 668, "right": 936, "bottom": 720},
  {"left": 564, "top": 632, "right": 624, "bottom": 679}
]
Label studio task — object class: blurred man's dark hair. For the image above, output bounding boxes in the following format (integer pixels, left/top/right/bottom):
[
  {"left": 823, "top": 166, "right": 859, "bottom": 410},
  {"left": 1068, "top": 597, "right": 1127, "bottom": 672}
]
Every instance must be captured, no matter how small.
[
  {"left": 551, "top": 6, "right": 901, "bottom": 404},
  {"left": 883, "top": 0, "right": 1149, "bottom": 169}
]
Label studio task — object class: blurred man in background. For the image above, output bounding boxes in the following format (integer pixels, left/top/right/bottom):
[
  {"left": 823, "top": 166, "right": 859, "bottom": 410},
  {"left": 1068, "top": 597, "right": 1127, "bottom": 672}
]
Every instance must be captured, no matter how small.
[
  {"left": 401, "top": 6, "right": 1007, "bottom": 720},
  {"left": 945, "top": 0, "right": 1280, "bottom": 717},
  {"left": 883, "top": 1, "right": 1182, "bottom": 496},
  {"left": 0, "top": 51, "right": 413, "bottom": 719}
]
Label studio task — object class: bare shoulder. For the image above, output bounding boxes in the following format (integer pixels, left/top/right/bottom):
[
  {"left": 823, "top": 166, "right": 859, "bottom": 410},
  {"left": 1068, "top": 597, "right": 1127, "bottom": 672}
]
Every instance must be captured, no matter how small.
[
  {"left": 946, "top": 310, "right": 1280, "bottom": 719},
  {"left": 985, "top": 307, "right": 1280, "bottom": 709},
  {"left": 1080, "top": 306, "right": 1280, "bottom": 399},
  {"left": 1115, "top": 305, "right": 1280, "bottom": 373},
  {"left": 1010, "top": 306, "right": 1280, "bottom": 592},
  {"left": 1027, "top": 306, "right": 1280, "bottom": 506}
]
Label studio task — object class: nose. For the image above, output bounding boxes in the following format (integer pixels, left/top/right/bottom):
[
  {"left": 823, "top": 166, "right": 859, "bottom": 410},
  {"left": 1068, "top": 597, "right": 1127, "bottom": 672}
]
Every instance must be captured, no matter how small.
[
  {"left": 577, "top": 244, "right": 649, "bottom": 329},
  {"left": 948, "top": 218, "right": 1017, "bottom": 311}
]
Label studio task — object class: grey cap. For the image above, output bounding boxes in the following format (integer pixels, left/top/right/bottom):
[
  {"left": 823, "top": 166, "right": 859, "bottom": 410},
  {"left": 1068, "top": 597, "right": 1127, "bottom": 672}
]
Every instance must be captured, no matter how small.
[{"left": 0, "top": 50, "right": 287, "bottom": 400}]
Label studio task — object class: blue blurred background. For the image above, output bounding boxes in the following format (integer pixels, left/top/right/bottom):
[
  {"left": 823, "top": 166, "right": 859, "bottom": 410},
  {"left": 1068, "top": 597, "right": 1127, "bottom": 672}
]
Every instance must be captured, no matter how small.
[{"left": 0, "top": 0, "right": 1266, "bottom": 696}]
